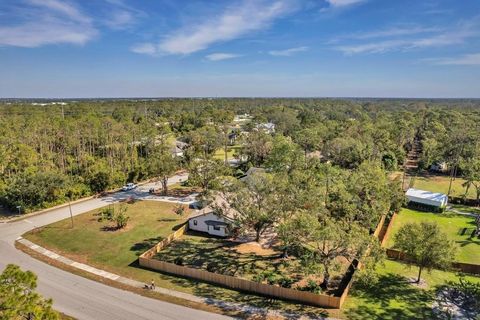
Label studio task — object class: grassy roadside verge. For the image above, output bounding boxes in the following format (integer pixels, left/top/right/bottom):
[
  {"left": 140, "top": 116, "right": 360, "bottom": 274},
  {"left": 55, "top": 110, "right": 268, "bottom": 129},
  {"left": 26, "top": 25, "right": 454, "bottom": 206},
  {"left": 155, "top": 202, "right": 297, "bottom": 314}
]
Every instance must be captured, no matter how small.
[{"left": 15, "top": 241, "right": 238, "bottom": 319}]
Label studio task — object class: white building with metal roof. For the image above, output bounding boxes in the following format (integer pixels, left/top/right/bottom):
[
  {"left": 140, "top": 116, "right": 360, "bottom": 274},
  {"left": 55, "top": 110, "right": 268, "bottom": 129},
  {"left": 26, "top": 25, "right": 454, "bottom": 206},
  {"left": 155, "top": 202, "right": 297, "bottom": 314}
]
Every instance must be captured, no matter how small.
[{"left": 405, "top": 188, "right": 448, "bottom": 210}]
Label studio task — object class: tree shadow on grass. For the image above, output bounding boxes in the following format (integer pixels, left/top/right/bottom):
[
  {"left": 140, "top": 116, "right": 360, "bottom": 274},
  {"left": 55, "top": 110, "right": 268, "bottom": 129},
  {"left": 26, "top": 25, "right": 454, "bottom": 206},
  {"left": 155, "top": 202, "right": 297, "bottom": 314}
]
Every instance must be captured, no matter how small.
[
  {"left": 166, "top": 275, "right": 330, "bottom": 319},
  {"left": 155, "top": 233, "right": 282, "bottom": 277},
  {"left": 130, "top": 236, "right": 164, "bottom": 256},
  {"left": 147, "top": 231, "right": 330, "bottom": 319},
  {"left": 345, "top": 273, "right": 434, "bottom": 320},
  {"left": 157, "top": 218, "right": 178, "bottom": 223},
  {"left": 171, "top": 222, "right": 186, "bottom": 231}
]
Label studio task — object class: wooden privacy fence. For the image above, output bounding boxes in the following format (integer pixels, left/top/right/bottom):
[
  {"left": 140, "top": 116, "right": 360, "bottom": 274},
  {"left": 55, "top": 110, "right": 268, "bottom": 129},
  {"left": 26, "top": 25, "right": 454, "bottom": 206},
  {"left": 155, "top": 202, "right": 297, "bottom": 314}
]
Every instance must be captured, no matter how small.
[
  {"left": 140, "top": 256, "right": 345, "bottom": 308},
  {"left": 380, "top": 212, "right": 480, "bottom": 275},
  {"left": 138, "top": 215, "right": 389, "bottom": 309},
  {"left": 140, "top": 223, "right": 189, "bottom": 259},
  {"left": 386, "top": 248, "right": 480, "bottom": 275},
  {"left": 378, "top": 213, "right": 398, "bottom": 246}
]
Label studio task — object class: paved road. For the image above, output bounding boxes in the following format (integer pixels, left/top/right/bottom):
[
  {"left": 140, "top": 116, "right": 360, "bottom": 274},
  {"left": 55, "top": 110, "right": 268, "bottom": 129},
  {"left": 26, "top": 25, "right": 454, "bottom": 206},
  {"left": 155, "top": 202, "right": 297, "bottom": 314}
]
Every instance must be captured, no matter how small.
[{"left": 0, "top": 174, "right": 232, "bottom": 320}]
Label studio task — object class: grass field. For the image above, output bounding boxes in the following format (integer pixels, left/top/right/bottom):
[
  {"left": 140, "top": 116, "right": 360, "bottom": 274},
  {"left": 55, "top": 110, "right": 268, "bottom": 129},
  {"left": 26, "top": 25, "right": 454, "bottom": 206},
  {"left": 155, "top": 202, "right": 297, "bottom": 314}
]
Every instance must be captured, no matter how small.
[
  {"left": 24, "top": 201, "right": 189, "bottom": 276},
  {"left": 384, "top": 208, "right": 480, "bottom": 264},
  {"left": 411, "top": 174, "right": 476, "bottom": 200},
  {"left": 449, "top": 203, "right": 480, "bottom": 215},
  {"left": 343, "top": 259, "right": 480, "bottom": 320},
  {"left": 213, "top": 145, "right": 241, "bottom": 160}
]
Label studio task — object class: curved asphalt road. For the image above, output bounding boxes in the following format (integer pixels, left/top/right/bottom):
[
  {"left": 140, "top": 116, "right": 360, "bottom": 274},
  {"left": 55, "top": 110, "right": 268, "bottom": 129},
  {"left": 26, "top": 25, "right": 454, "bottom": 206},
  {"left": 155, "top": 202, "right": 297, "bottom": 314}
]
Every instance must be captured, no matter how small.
[{"left": 0, "top": 174, "right": 232, "bottom": 320}]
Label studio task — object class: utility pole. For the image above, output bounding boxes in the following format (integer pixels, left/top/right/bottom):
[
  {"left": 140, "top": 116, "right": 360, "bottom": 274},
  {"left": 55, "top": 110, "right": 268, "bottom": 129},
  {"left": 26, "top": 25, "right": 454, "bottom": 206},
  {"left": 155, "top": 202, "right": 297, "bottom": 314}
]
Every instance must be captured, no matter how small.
[
  {"left": 68, "top": 195, "right": 74, "bottom": 228},
  {"left": 447, "top": 143, "right": 464, "bottom": 197}
]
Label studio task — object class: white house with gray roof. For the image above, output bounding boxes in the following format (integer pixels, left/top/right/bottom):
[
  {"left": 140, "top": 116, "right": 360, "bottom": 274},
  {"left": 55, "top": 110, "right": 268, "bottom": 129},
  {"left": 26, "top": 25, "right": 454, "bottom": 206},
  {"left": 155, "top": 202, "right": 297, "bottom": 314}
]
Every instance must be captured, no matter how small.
[
  {"left": 188, "top": 194, "right": 235, "bottom": 237},
  {"left": 188, "top": 211, "right": 232, "bottom": 237}
]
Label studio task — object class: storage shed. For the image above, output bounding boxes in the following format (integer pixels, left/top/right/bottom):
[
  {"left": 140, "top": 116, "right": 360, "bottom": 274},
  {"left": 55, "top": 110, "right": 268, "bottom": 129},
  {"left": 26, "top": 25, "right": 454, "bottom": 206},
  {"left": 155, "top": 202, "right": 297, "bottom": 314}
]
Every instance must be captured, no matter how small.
[{"left": 405, "top": 188, "right": 448, "bottom": 212}]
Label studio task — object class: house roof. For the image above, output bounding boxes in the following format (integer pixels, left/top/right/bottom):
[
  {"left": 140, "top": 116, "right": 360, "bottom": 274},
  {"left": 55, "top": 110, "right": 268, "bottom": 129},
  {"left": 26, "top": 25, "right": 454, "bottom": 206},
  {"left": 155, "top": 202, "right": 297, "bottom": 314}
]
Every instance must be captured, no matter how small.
[
  {"left": 239, "top": 167, "right": 265, "bottom": 181},
  {"left": 405, "top": 188, "right": 448, "bottom": 203},
  {"left": 188, "top": 193, "right": 236, "bottom": 221},
  {"left": 256, "top": 122, "right": 275, "bottom": 130}
]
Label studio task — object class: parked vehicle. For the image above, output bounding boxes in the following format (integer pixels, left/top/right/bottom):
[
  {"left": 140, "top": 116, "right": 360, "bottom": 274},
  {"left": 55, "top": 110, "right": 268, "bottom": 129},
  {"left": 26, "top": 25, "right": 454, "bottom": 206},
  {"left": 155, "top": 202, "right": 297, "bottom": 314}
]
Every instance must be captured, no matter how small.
[{"left": 122, "top": 183, "right": 137, "bottom": 191}]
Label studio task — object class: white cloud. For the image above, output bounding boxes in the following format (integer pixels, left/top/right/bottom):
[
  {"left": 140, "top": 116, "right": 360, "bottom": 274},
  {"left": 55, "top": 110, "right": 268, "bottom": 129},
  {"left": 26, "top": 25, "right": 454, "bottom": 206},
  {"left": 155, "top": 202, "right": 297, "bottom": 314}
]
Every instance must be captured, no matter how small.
[
  {"left": 0, "top": 0, "right": 96, "bottom": 47},
  {"left": 133, "top": 0, "right": 296, "bottom": 56},
  {"left": 348, "top": 26, "right": 441, "bottom": 40},
  {"left": 205, "top": 53, "right": 242, "bottom": 61},
  {"left": 103, "top": 0, "right": 144, "bottom": 30},
  {"left": 28, "top": 0, "right": 92, "bottom": 23},
  {"left": 326, "top": 0, "right": 365, "bottom": 7},
  {"left": 427, "top": 53, "right": 480, "bottom": 66},
  {"left": 105, "top": 10, "right": 135, "bottom": 30},
  {"left": 336, "top": 19, "right": 480, "bottom": 55},
  {"left": 130, "top": 43, "right": 157, "bottom": 55},
  {"left": 268, "top": 46, "right": 308, "bottom": 56}
]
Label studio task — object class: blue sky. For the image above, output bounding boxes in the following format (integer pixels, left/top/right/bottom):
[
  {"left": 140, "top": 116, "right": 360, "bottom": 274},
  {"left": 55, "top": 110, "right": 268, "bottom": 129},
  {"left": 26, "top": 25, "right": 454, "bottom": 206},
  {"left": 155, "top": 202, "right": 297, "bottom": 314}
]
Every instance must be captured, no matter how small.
[{"left": 0, "top": 0, "right": 479, "bottom": 98}]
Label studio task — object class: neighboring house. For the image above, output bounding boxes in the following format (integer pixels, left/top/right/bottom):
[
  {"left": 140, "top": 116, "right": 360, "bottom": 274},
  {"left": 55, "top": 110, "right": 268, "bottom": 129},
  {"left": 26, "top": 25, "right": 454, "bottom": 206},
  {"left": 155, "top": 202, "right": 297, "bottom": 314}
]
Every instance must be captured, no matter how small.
[
  {"left": 233, "top": 114, "right": 252, "bottom": 123},
  {"left": 239, "top": 167, "right": 266, "bottom": 182},
  {"left": 228, "top": 131, "right": 238, "bottom": 145},
  {"left": 255, "top": 122, "right": 275, "bottom": 134},
  {"left": 306, "top": 150, "right": 323, "bottom": 159},
  {"left": 405, "top": 188, "right": 448, "bottom": 212},
  {"left": 171, "top": 140, "right": 187, "bottom": 157},
  {"left": 430, "top": 161, "right": 448, "bottom": 173}
]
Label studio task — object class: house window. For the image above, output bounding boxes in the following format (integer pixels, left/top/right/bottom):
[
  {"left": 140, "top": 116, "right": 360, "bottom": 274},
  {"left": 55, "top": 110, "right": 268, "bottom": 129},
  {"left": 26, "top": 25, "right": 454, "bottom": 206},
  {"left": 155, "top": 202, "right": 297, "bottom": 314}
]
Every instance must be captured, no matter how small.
[
  {"left": 193, "top": 220, "right": 197, "bottom": 226},
  {"left": 213, "top": 226, "right": 221, "bottom": 231}
]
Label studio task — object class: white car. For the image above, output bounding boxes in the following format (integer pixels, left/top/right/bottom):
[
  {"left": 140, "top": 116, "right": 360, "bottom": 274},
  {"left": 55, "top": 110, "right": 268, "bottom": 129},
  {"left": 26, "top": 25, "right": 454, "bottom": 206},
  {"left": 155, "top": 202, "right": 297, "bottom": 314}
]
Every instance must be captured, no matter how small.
[{"left": 122, "top": 183, "right": 137, "bottom": 191}]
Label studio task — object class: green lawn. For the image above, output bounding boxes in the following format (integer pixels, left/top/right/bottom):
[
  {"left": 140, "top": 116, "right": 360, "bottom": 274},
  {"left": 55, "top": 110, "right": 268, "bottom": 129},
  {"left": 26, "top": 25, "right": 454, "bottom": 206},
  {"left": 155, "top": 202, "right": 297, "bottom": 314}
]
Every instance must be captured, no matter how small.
[
  {"left": 23, "top": 200, "right": 324, "bottom": 317},
  {"left": 412, "top": 174, "right": 476, "bottom": 200},
  {"left": 156, "top": 232, "right": 310, "bottom": 283},
  {"left": 384, "top": 208, "right": 480, "bottom": 264},
  {"left": 24, "top": 201, "right": 188, "bottom": 277},
  {"left": 343, "top": 259, "right": 480, "bottom": 320},
  {"left": 449, "top": 203, "right": 480, "bottom": 215},
  {"left": 212, "top": 145, "right": 241, "bottom": 160}
]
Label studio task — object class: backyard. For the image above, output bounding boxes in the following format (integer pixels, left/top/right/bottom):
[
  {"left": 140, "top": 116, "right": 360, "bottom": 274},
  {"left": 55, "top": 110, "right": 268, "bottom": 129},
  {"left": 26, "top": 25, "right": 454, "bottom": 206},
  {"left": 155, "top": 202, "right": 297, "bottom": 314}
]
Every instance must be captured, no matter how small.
[
  {"left": 155, "top": 231, "right": 349, "bottom": 293},
  {"left": 411, "top": 174, "right": 476, "bottom": 200},
  {"left": 384, "top": 208, "right": 480, "bottom": 264},
  {"left": 343, "top": 259, "right": 480, "bottom": 319}
]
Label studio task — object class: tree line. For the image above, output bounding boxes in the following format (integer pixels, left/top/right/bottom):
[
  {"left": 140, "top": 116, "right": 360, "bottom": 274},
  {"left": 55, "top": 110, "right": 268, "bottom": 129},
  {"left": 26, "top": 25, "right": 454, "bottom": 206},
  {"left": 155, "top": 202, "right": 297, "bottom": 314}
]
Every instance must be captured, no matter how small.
[{"left": 1, "top": 98, "right": 479, "bottom": 212}]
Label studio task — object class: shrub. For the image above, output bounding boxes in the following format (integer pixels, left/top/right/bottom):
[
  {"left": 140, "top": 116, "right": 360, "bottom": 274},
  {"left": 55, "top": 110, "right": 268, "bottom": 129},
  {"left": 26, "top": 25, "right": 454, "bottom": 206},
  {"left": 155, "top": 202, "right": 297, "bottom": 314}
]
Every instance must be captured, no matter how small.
[
  {"left": 173, "top": 204, "right": 187, "bottom": 216},
  {"left": 206, "top": 262, "right": 217, "bottom": 272},
  {"left": 173, "top": 257, "right": 184, "bottom": 266},
  {"left": 97, "top": 206, "right": 114, "bottom": 222},
  {"left": 97, "top": 204, "right": 129, "bottom": 229},
  {"left": 278, "top": 276, "right": 295, "bottom": 288},
  {"left": 297, "top": 279, "right": 322, "bottom": 294}
]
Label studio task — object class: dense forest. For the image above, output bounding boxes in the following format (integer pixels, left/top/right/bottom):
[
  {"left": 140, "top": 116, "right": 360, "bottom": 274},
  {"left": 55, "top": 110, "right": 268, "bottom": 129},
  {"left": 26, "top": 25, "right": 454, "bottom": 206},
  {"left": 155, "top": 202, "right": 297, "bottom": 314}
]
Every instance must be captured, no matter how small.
[{"left": 0, "top": 98, "right": 479, "bottom": 213}]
